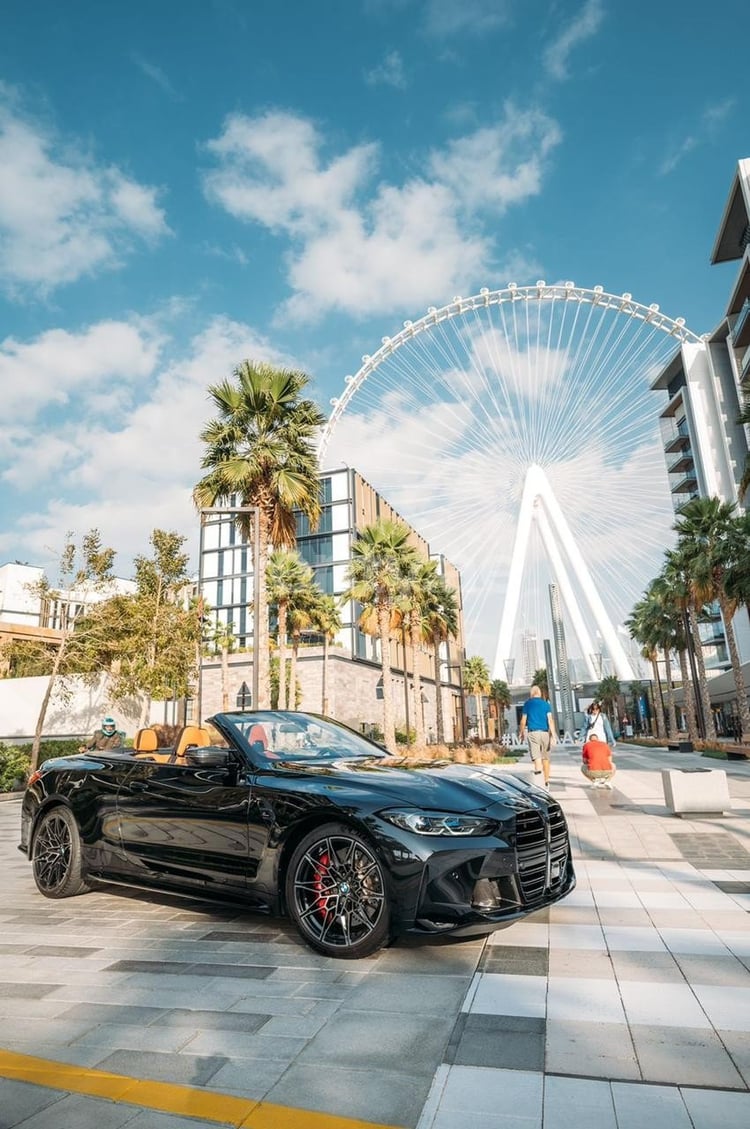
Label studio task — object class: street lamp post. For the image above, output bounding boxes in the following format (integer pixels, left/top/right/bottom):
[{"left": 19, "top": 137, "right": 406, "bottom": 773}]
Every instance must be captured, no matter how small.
[{"left": 197, "top": 506, "right": 261, "bottom": 724}]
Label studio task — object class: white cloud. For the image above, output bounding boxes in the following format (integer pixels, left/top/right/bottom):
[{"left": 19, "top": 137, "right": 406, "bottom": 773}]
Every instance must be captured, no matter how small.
[
  {"left": 429, "top": 107, "right": 562, "bottom": 213},
  {"left": 0, "top": 89, "right": 170, "bottom": 295},
  {"left": 203, "top": 104, "right": 560, "bottom": 321},
  {"left": 423, "top": 0, "right": 513, "bottom": 37},
  {"left": 659, "top": 98, "right": 736, "bottom": 176},
  {"left": 365, "top": 50, "right": 408, "bottom": 89},
  {"left": 130, "top": 53, "right": 182, "bottom": 101},
  {"left": 0, "top": 313, "right": 297, "bottom": 573},
  {"left": 0, "top": 319, "right": 162, "bottom": 420},
  {"left": 543, "top": 0, "right": 604, "bottom": 81}
]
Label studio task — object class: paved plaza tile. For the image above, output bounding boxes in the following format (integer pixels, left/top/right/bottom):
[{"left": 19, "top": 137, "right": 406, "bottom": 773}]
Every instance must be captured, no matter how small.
[{"left": 2, "top": 742, "right": 750, "bottom": 1127}]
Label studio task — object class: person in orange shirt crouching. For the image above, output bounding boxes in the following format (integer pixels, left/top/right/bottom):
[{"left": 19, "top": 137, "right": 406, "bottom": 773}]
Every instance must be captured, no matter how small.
[{"left": 581, "top": 732, "right": 615, "bottom": 789}]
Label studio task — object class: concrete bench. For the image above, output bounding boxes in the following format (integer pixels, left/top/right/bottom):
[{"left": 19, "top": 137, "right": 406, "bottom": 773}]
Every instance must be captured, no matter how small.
[{"left": 662, "top": 767, "right": 731, "bottom": 817}]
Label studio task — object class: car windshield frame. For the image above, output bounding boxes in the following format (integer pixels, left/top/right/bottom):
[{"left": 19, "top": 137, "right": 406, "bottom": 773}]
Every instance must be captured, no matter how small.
[{"left": 210, "top": 710, "right": 392, "bottom": 766}]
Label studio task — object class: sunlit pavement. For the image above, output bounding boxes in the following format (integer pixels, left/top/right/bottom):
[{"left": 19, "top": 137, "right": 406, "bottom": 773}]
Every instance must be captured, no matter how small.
[{"left": 1, "top": 744, "right": 749, "bottom": 1129}]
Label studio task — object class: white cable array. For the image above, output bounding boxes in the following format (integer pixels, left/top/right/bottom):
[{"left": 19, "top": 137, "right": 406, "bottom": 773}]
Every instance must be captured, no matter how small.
[{"left": 320, "top": 284, "right": 701, "bottom": 673}]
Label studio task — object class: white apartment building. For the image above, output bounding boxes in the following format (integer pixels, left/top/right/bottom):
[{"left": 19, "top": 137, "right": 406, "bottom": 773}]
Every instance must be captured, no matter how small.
[{"left": 651, "top": 157, "right": 750, "bottom": 680}]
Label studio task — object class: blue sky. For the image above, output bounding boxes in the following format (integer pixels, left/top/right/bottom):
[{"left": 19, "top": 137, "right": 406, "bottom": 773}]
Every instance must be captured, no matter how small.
[{"left": 1, "top": 0, "right": 747, "bottom": 654}]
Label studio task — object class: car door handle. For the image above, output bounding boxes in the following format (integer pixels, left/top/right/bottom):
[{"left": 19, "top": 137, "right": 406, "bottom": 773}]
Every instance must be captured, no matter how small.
[{"left": 129, "top": 781, "right": 149, "bottom": 793}]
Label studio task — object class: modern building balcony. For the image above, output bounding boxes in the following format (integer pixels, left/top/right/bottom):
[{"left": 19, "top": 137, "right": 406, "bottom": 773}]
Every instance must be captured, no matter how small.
[
  {"left": 732, "top": 297, "right": 750, "bottom": 349},
  {"left": 667, "top": 451, "right": 695, "bottom": 475},
  {"left": 662, "top": 418, "right": 691, "bottom": 453},
  {"left": 669, "top": 469, "right": 698, "bottom": 495},
  {"left": 659, "top": 388, "right": 686, "bottom": 421}
]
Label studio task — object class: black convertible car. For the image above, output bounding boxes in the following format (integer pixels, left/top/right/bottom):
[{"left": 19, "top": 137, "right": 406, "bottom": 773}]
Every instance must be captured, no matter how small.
[{"left": 20, "top": 711, "right": 575, "bottom": 959}]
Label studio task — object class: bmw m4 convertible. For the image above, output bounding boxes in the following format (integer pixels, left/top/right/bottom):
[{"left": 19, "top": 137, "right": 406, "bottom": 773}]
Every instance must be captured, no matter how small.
[{"left": 20, "top": 711, "right": 575, "bottom": 959}]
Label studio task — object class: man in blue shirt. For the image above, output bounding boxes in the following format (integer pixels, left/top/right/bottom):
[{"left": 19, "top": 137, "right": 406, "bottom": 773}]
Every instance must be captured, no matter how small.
[{"left": 518, "top": 685, "right": 558, "bottom": 787}]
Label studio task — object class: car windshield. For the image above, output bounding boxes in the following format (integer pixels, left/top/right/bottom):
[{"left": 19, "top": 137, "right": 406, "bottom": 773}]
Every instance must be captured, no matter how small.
[{"left": 216, "top": 711, "right": 390, "bottom": 763}]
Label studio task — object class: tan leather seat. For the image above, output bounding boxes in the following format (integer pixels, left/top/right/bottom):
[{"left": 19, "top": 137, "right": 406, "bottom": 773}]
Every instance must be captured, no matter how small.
[
  {"left": 133, "top": 727, "right": 173, "bottom": 764},
  {"left": 173, "top": 725, "right": 212, "bottom": 762}
]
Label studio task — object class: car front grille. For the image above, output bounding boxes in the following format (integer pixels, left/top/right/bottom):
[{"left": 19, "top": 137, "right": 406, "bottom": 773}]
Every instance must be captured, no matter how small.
[{"left": 515, "top": 802, "right": 569, "bottom": 905}]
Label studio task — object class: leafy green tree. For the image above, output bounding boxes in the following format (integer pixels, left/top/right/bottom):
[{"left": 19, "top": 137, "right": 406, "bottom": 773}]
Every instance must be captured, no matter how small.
[
  {"left": 396, "top": 557, "right": 439, "bottom": 747},
  {"left": 29, "top": 530, "right": 116, "bottom": 772},
  {"left": 267, "top": 549, "right": 314, "bottom": 712},
  {"left": 193, "top": 361, "right": 326, "bottom": 708},
  {"left": 421, "top": 572, "right": 460, "bottom": 744},
  {"left": 1, "top": 639, "right": 57, "bottom": 678},
  {"left": 463, "top": 655, "right": 490, "bottom": 739},
  {"left": 674, "top": 497, "right": 750, "bottom": 740},
  {"left": 287, "top": 577, "right": 320, "bottom": 710},
  {"left": 344, "top": 519, "right": 420, "bottom": 752}
]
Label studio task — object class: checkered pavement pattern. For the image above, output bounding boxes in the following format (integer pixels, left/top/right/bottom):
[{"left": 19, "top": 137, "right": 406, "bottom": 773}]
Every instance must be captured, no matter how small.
[{"left": 419, "top": 745, "right": 750, "bottom": 1129}]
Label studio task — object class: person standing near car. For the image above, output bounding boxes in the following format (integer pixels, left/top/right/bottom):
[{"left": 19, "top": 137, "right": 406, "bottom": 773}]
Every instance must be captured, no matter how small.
[
  {"left": 581, "top": 701, "right": 615, "bottom": 749},
  {"left": 518, "top": 685, "right": 557, "bottom": 787}
]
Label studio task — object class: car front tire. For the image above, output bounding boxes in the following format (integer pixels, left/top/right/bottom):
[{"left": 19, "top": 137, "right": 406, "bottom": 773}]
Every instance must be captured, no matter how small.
[
  {"left": 286, "top": 822, "right": 392, "bottom": 959},
  {"left": 32, "top": 806, "right": 91, "bottom": 899}
]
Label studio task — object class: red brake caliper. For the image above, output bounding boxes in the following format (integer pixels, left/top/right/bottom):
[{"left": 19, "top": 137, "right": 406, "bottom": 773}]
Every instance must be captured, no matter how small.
[{"left": 314, "top": 851, "right": 332, "bottom": 919}]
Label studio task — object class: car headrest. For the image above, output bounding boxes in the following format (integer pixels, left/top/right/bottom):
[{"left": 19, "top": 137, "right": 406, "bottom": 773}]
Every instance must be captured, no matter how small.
[
  {"left": 134, "top": 728, "right": 158, "bottom": 753},
  {"left": 174, "top": 726, "right": 212, "bottom": 759}
]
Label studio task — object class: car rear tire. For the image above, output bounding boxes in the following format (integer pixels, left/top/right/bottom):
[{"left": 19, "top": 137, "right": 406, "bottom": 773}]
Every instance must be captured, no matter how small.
[
  {"left": 32, "top": 806, "right": 91, "bottom": 899},
  {"left": 286, "top": 822, "right": 392, "bottom": 959}
]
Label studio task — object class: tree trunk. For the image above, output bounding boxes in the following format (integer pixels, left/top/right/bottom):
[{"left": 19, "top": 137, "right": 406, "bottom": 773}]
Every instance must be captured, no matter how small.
[
  {"left": 409, "top": 622, "right": 425, "bottom": 747},
  {"left": 221, "top": 645, "right": 229, "bottom": 711},
  {"left": 138, "top": 692, "right": 152, "bottom": 730},
  {"left": 688, "top": 603, "right": 717, "bottom": 741},
  {"left": 650, "top": 654, "right": 667, "bottom": 740},
  {"left": 31, "top": 634, "right": 68, "bottom": 772},
  {"left": 379, "top": 602, "right": 396, "bottom": 753},
  {"left": 678, "top": 648, "right": 699, "bottom": 743},
  {"left": 663, "top": 647, "right": 678, "bottom": 736},
  {"left": 475, "top": 693, "right": 485, "bottom": 739},
  {"left": 321, "top": 634, "right": 329, "bottom": 715},
  {"left": 289, "top": 635, "right": 299, "bottom": 709},
  {"left": 718, "top": 594, "right": 750, "bottom": 741},
  {"left": 255, "top": 514, "right": 271, "bottom": 708},
  {"left": 277, "top": 602, "right": 287, "bottom": 711},
  {"left": 433, "top": 631, "right": 445, "bottom": 745}
]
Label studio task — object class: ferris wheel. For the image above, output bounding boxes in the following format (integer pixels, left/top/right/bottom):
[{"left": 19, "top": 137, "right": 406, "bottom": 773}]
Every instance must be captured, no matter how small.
[{"left": 318, "top": 283, "right": 703, "bottom": 683}]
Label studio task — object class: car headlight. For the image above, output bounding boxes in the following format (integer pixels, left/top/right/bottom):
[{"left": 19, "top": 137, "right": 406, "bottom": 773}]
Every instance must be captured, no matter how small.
[{"left": 379, "top": 810, "right": 497, "bottom": 836}]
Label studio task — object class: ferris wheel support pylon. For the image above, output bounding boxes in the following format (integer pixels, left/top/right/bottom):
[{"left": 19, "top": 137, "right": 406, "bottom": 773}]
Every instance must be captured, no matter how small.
[{"left": 492, "top": 465, "right": 635, "bottom": 683}]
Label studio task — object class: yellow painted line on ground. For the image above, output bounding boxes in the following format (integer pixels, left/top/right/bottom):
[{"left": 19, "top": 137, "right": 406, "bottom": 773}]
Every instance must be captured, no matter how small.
[{"left": 0, "top": 1049, "right": 404, "bottom": 1129}]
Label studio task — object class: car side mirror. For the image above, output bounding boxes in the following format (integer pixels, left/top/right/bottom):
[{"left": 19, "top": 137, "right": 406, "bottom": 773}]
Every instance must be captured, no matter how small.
[{"left": 184, "top": 747, "right": 230, "bottom": 768}]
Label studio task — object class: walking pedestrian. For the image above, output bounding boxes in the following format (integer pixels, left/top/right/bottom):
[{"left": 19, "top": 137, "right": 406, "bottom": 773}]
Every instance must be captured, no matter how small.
[
  {"left": 518, "top": 685, "right": 557, "bottom": 787},
  {"left": 581, "top": 701, "right": 615, "bottom": 749}
]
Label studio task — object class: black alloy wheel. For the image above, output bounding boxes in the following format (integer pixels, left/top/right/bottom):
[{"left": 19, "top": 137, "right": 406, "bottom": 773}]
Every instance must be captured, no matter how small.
[
  {"left": 286, "top": 822, "right": 391, "bottom": 958},
  {"left": 32, "top": 806, "right": 91, "bottom": 899}
]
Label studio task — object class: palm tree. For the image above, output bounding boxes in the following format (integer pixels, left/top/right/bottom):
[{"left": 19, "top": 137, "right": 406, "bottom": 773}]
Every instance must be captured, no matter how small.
[
  {"left": 657, "top": 554, "right": 704, "bottom": 742},
  {"left": 287, "top": 577, "right": 320, "bottom": 709},
  {"left": 674, "top": 497, "right": 750, "bottom": 741},
  {"left": 489, "top": 679, "right": 512, "bottom": 735},
  {"left": 343, "top": 519, "right": 420, "bottom": 752},
  {"left": 396, "top": 557, "right": 439, "bottom": 747},
  {"left": 463, "top": 655, "right": 490, "bottom": 739},
  {"left": 308, "top": 592, "right": 342, "bottom": 716},
  {"left": 532, "top": 667, "right": 549, "bottom": 700},
  {"left": 625, "top": 597, "right": 667, "bottom": 740},
  {"left": 267, "top": 550, "right": 313, "bottom": 713},
  {"left": 596, "top": 674, "right": 621, "bottom": 731},
  {"left": 422, "top": 573, "right": 459, "bottom": 744},
  {"left": 193, "top": 361, "right": 326, "bottom": 708}
]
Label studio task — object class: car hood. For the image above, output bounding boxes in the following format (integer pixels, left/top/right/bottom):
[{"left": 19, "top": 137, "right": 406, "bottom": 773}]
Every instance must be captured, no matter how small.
[{"left": 273, "top": 757, "right": 543, "bottom": 813}]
